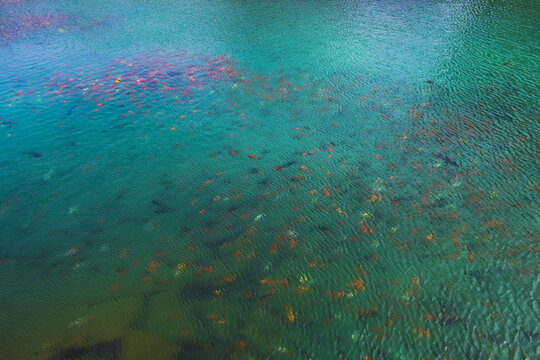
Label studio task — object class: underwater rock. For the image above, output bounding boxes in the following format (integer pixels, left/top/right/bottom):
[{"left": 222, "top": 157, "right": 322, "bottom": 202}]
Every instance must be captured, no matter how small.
[
  {"left": 121, "top": 329, "right": 177, "bottom": 360},
  {"left": 3, "top": 296, "right": 145, "bottom": 360},
  {"left": 45, "top": 336, "right": 121, "bottom": 360},
  {"left": 141, "top": 292, "right": 201, "bottom": 344}
]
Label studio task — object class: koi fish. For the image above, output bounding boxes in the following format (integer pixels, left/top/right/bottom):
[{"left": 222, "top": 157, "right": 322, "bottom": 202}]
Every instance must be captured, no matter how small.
[
  {"left": 24, "top": 151, "right": 42, "bottom": 158},
  {"left": 195, "top": 266, "right": 213, "bottom": 275},
  {"left": 434, "top": 153, "right": 458, "bottom": 167},
  {"left": 274, "top": 160, "right": 296, "bottom": 171},
  {"left": 199, "top": 179, "right": 213, "bottom": 190},
  {"left": 146, "top": 260, "right": 160, "bottom": 273},
  {"left": 284, "top": 304, "right": 295, "bottom": 323}
]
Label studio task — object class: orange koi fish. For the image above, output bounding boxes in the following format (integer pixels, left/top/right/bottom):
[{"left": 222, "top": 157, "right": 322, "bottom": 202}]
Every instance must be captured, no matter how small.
[{"left": 146, "top": 260, "right": 160, "bottom": 273}]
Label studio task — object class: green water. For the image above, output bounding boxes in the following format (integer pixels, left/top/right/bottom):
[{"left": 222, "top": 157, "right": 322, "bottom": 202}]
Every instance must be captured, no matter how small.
[{"left": 0, "top": 0, "right": 538, "bottom": 359}]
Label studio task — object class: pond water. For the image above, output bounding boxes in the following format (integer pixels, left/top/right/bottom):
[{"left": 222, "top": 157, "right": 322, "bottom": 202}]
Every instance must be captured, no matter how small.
[{"left": 0, "top": 0, "right": 538, "bottom": 359}]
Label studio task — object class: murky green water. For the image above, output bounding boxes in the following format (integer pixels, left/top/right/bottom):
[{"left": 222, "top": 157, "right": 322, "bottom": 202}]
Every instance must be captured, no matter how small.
[{"left": 1, "top": 0, "right": 538, "bottom": 359}]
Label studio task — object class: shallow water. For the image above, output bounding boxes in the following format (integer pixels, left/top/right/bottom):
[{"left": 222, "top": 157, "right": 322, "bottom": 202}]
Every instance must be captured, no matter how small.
[{"left": 1, "top": 0, "right": 539, "bottom": 359}]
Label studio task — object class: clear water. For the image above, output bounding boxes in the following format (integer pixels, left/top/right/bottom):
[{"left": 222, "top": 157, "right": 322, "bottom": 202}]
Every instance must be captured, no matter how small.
[{"left": 1, "top": 0, "right": 539, "bottom": 359}]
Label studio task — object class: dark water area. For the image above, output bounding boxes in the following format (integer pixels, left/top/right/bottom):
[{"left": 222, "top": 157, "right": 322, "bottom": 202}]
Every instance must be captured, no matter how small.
[{"left": 0, "top": 0, "right": 538, "bottom": 359}]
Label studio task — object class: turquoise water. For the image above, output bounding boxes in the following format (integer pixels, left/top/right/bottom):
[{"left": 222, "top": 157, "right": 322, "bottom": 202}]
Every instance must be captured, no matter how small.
[{"left": 1, "top": 0, "right": 539, "bottom": 359}]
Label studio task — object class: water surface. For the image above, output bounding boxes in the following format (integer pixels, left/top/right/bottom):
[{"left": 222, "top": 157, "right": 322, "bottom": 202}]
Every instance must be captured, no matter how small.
[{"left": 0, "top": 0, "right": 539, "bottom": 359}]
